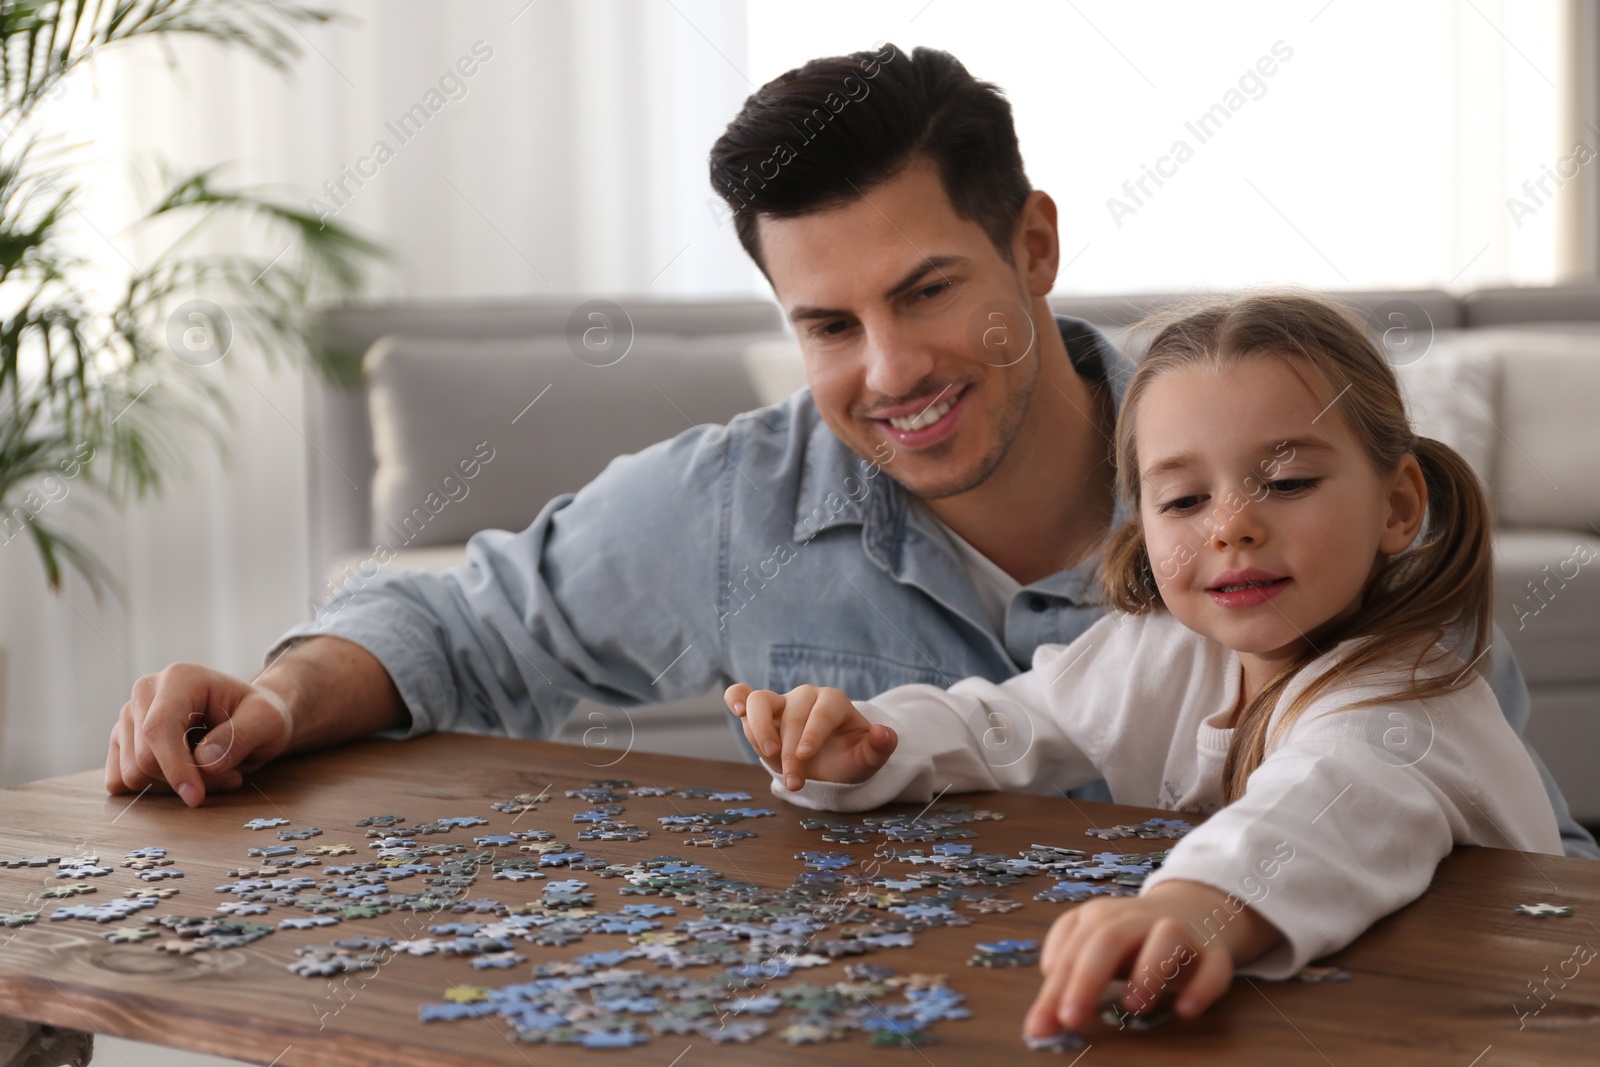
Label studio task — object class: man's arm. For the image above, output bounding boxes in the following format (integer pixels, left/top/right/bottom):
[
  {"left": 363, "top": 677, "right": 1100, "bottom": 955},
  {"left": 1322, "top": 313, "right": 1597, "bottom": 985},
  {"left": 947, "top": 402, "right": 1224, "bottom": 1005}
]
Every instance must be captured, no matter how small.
[
  {"left": 251, "top": 635, "right": 409, "bottom": 753},
  {"left": 107, "top": 417, "right": 746, "bottom": 804}
]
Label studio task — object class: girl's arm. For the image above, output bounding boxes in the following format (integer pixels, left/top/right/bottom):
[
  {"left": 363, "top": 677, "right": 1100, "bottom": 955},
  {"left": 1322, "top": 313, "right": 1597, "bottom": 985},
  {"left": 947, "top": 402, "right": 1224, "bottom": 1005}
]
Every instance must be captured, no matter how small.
[
  {"left": 1141, "top": 670, "right": 1562, "bottom": 980},
  {"left": 729, "top": 612, "right": 1142, "bottom": 812}
]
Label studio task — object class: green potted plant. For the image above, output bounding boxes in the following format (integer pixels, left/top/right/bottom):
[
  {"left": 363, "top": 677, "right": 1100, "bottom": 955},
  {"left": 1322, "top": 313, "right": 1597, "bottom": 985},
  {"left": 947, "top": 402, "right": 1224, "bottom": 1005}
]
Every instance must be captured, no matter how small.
[{"left": 0, "top": 0, "right": 385, "bottom": 598}]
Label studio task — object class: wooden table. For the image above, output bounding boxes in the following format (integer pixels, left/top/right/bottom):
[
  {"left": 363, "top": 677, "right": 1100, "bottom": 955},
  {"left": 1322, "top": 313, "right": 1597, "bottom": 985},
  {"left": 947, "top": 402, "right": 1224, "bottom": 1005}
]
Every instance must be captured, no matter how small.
[{"left": 0, "top": 733, "right": 1596, "bottom": 1065}]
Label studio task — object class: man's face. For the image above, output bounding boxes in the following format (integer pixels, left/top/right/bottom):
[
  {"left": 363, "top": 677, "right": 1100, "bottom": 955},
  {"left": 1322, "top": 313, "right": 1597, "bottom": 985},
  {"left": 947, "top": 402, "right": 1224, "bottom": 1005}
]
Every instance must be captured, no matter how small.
[{"left": 757, "top": 160, "right": 1040, "bottom": 499}]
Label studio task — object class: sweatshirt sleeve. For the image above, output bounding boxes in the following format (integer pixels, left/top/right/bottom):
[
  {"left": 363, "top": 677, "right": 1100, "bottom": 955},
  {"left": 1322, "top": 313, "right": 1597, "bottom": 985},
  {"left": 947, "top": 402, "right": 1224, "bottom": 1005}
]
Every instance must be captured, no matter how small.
[
  {"left": 770, "top": 613, "right": 1140, "bottom": 812},
  {"left": 1141, "top": 668, "right": 1564, "bottom": 979}
]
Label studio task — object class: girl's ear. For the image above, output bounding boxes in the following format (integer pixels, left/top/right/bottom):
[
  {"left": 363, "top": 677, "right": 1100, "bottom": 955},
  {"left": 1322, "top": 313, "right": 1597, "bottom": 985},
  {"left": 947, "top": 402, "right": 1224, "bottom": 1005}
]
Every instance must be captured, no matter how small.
[{"left": 1378, "top": 453, "right": 1427, "bottom": 555}]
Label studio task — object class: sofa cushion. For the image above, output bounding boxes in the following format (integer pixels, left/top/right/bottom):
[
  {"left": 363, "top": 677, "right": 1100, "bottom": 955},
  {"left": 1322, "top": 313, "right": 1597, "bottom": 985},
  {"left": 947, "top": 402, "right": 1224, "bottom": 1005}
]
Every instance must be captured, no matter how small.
[
  {"left": 1494, "top": 528, "right": 1600, "bottom": 687},
  {"left": 365, "top": 332, "right": 768, "bottom": 549},
  {"left": 1391, "top": 330, "right": 1500, "bottom": 488},
  {"left": 1483, "top": 328, "right": 1600, "bottom": 529}
]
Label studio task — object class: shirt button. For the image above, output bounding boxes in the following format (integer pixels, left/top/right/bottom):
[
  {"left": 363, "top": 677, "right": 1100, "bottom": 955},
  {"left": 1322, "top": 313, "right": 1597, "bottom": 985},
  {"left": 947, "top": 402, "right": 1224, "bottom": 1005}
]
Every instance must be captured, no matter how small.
[{"left": 1026, "top": 594, "right": 1050, "bottom": 613}]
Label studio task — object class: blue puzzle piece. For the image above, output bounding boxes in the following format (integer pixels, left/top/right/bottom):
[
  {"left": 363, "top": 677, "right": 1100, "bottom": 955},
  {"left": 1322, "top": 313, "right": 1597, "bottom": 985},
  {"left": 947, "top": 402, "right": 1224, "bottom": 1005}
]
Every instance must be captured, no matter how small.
[
  {"left": 579, "top": 1029, "right": 649, "bottom": 1049},
  {"left": 419, "top": 1002, "right": 488, "bottom": 1022}
]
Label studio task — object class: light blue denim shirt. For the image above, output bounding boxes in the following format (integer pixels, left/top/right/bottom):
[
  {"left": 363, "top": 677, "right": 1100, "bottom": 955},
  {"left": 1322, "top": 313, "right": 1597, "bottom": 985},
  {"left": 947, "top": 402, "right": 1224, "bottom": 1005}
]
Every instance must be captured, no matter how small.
[{"left": 266, "top": 316, "right": 1597, "bottom": 859}]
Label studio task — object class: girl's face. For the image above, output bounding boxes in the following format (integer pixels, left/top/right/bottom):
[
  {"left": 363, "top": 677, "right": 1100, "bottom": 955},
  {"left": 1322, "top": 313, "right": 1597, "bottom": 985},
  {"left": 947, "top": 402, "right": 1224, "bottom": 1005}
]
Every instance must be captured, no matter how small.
[{"left": 1134, "top": 356, "right": 1423, "bottom": 669}]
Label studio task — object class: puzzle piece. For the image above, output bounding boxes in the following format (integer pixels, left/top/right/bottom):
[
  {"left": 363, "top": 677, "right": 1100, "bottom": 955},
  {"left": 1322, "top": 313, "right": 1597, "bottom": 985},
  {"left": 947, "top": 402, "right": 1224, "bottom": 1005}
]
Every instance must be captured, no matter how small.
[
  {"left": 124, "top": 887, "right": 179, "bottom": 900},
  {"left": 1102, "top": 1005, "right": 1173, "bottom": 1031},
  {"left": 1023, "top": 1028, "right": 1088, "bottom": 1052},
  {"left": 57, "top": 865, "right": 112, "bottom": 878},
  {"left": 42, "top": 883, "right": 96, "bottom": 899},
  {"left": 243, "top": 818, "right": 290, "bottom": 831},
  {"left": 1514, "top": 902, "right": 1574, "bottom": 918},
  {"left": 155, "top": 939, "right": 208, "bottom": 956}
]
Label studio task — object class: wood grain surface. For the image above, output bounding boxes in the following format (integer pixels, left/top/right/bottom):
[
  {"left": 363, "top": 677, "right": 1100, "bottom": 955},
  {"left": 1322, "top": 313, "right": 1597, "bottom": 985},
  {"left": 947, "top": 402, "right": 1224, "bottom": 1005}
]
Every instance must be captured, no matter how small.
[{"left": 0, "top": 733, "right": 1595, "bottom": 1065}]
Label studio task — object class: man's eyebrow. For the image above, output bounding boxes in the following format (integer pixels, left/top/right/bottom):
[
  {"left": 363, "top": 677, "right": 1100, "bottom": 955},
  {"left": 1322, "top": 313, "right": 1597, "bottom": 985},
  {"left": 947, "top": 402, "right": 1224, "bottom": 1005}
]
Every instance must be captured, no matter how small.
[
  {"left": 1140, "top": 437, "right": 1335, "bottom": 481},
  {"left": 787, "top": 254, "right": 969, "bottom": 323}
]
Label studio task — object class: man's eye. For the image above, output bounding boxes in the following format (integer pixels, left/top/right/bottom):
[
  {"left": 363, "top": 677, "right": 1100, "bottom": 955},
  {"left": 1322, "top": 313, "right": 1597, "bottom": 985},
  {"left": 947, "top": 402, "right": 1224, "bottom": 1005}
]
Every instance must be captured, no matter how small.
[
  {"left": 1157, "top": 495, "right": 1204, "bottom": 514},
  {"left": 1270, "top": 478, "right": 1319, "bottom": 495},
  {"left": 914, "top": 280, "right": 952, "bottom": 302},
  {"left": 811, "top": 320, "right": 850, "bottom": 339}
]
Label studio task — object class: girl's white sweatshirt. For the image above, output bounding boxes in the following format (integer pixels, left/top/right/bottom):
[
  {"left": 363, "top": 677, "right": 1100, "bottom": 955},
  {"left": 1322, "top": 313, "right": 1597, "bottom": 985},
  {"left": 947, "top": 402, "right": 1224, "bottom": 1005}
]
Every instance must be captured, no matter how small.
[{"left": 768, "top": 610, "right": 1563, "bottom": 977}]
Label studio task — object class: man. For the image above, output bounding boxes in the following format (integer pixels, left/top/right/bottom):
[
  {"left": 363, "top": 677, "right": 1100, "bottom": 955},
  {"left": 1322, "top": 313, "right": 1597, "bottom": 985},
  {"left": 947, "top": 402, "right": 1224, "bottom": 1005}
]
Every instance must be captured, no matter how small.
[{"left": 104, "top": 44, "right": 1598, "bottom": 860}]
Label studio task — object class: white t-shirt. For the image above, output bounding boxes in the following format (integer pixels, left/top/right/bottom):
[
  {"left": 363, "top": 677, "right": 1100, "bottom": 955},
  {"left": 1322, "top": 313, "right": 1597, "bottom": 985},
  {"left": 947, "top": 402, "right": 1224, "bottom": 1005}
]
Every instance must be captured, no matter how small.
[{"left": 766, "top": 610, "right": 1563, "bottom": 978}]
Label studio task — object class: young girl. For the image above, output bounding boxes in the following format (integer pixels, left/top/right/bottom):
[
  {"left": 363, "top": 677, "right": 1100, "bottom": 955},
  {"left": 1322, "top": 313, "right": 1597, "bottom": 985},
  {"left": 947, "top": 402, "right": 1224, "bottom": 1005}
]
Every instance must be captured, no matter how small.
[{"left": 723, "top": 290, "right": 1562, "bottom": 1041}]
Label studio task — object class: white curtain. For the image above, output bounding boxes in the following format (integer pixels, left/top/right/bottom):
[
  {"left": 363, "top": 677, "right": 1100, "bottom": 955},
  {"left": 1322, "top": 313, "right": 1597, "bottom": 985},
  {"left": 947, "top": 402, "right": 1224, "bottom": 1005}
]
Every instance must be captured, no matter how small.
[{"left": 0, "top": 0, "right": 755, "bottom": 789}]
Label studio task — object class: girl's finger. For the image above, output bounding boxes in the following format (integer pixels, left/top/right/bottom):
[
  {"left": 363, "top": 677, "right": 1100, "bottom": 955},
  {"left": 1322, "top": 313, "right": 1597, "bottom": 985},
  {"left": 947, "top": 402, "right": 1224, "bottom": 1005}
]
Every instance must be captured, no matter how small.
[
  {"left": 1119, "top": 918, "right": 1194, "bottom": 1014},
  {"left": 855, "top": 723, "right": 898, "bottom": 771},
  {"left": 794, "top": 689, "right": 854, "bottom": 759},
  {"left": 742, "top": 690, "right": 785, "bottom": 760},
  {"left": 1173, "top": 944, "right": 1234, "bottom": 1018},
  {"left": 1038, "top": 906, "right": 1080, "bottom": 973},
  {"left": 1025, "top": 911, "right": 1084, "bottom": 1037},
  {"left": 723, "top": 683, "right": 753, "bottom": 716},
  {"left": 779, "top": 687, "right": 820, "bottom": 791},
  {"left": 1057, "top": 922, "right": 1142, "bottom": 1032}
]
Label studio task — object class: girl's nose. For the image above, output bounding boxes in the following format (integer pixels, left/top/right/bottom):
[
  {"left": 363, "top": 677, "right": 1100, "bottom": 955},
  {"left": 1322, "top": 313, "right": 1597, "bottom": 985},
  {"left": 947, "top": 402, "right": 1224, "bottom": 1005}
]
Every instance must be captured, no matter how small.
[{"left": 1207, "top": 503, "right": 1264, "bottom": 549}]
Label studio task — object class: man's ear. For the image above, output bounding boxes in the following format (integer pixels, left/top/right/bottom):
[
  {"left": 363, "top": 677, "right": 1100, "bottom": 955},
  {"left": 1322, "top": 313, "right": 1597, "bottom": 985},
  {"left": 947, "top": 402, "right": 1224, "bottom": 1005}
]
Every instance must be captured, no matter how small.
[
  {"left": 1015, "top": 189, "right": 1059, "bottom": 299},
  {"left": 1378, "top": 452, "right": 1428, "bottom": 555}
]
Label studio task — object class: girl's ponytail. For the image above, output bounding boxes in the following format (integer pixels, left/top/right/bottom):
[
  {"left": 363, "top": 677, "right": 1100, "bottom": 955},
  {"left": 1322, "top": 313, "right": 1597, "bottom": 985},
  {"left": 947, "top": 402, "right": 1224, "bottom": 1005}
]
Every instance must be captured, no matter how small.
[
  {"left": 1101, "top": 290, "right": 1500, "bottom": 804},
  {"left": 1380, "top": 435, "right": 1494, "bottom": 675}
]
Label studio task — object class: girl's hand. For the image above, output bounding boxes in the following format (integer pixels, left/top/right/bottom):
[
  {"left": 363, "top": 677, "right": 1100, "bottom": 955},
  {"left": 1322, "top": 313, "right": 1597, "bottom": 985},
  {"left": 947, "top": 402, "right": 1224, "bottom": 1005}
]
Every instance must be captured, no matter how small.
[
  {"left": 724, "top": 683, "right": 898, "bottom": 791},
  {"left": 1024, "top": 879, "right": 1284, "bottom": 1038}
]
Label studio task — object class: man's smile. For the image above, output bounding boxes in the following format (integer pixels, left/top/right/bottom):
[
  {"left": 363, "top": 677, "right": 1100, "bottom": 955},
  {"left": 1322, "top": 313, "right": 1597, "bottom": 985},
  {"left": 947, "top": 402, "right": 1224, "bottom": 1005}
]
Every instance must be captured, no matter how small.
[{"left": 867, "top": 383, "right": 971, "bottom": 448}]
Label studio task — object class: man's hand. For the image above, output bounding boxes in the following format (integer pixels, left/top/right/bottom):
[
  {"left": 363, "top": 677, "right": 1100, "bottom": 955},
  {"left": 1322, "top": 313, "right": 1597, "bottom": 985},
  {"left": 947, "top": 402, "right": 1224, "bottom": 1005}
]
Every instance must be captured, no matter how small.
[
  {"left": 105, "top": 663, "right": 295, "bottom": 807},
  {"left": 1024, "top": 879, "right": 1284, "bottom": 1038},
  {"left": 724, "top": 683, "right": 897, "bottom": 791},
  {"left": 104, "top": 635, "right": 410, "bottom": 807}
]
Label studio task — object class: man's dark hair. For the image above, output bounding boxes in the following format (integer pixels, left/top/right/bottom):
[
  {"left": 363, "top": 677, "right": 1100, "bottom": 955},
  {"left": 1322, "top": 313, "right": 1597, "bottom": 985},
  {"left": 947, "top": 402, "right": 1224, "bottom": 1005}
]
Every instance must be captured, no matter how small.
[{"left": 708, "top": 44, "right": 1032, "bottom": 276}]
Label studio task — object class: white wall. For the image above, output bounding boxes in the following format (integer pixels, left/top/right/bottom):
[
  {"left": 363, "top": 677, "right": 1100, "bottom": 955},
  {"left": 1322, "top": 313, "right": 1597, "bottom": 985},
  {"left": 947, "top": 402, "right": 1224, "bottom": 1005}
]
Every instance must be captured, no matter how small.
[{"left": 749, "top": 0, "right": 1569, "bottom": 294}]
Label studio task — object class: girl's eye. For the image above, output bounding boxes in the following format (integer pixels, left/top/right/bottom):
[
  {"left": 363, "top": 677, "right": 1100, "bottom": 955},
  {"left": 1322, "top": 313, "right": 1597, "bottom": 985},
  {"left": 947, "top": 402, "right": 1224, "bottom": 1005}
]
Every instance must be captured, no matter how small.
[
  {"left": 1157, "top": 494, "right": 1204, "bottom": 515},
  {"left": 1269, "top": 478, "right": 1320, "bottom": 496}
]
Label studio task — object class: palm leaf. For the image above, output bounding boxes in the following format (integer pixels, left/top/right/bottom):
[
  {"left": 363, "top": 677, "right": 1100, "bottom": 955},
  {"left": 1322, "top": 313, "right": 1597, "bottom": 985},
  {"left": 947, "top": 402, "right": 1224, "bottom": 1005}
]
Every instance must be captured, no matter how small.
[{"left": 0, "top": 0, "right": 384, "bottom": 596}]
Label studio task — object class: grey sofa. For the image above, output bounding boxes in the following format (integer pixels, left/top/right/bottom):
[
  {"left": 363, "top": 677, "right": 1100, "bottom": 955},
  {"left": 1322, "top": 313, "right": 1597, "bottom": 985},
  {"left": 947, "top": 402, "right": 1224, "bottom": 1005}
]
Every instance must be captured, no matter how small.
[{"left": 302, "top": 284, "right": 1600, "bottom": 819}]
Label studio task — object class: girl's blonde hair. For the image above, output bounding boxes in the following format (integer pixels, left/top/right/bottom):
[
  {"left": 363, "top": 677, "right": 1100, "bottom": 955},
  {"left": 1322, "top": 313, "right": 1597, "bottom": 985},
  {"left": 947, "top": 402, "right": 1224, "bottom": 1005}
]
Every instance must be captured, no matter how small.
[{"left": 1098, "top": 289, "right": 1494, "bottom": 803}]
